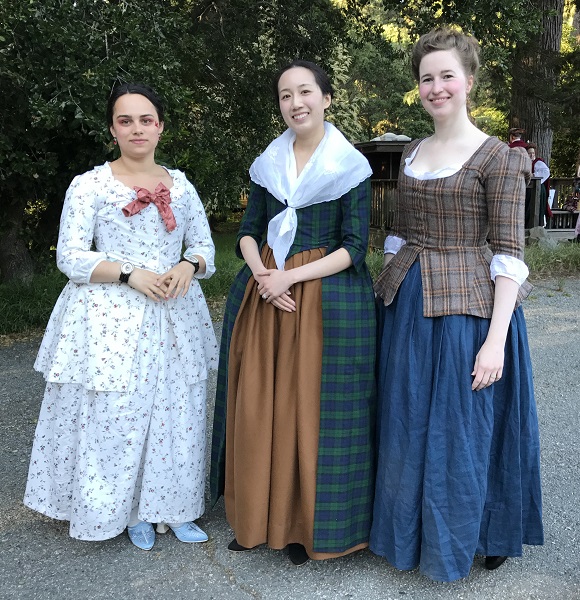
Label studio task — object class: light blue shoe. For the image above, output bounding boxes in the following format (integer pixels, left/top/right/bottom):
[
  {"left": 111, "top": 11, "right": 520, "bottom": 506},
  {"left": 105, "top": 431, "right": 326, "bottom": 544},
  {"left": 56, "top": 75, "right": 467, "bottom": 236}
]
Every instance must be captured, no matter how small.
[
  {"left": 127, "top": 521, "right": 155, "bottom": 551},
  {"left": 157, "top": 521, "right": 208, "bottom": 543}
]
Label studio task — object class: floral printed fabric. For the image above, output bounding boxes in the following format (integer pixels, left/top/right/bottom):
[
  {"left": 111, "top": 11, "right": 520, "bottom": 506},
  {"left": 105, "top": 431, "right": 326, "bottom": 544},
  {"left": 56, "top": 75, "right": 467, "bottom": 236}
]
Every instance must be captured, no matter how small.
[{"left": 24, "top": 164, "right": 218, "bottom": 540}]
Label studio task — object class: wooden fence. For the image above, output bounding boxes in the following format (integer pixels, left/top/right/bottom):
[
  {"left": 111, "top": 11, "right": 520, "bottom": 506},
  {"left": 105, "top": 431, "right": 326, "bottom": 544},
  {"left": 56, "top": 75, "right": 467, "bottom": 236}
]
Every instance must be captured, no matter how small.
[{"left": 544, "top": 178, "right": 578, "bottom": 241}]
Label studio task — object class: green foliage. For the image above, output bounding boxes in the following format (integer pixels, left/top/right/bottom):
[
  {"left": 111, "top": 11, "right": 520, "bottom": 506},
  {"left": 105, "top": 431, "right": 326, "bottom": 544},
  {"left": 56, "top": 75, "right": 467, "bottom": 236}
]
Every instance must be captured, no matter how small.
[
  {"left": 525, "top": 241, "right": 580, "bottom": 276},
  {"left": 326, "top": 44, "right": 367, "bottom": 141},
  {"left": 0, "top": 0, "right": 195, "bottom": 256},
  {"left": 1, "top": 0, "right": 580, "bottom": 282},
  {"left": 199, "top": 232, "right": 245, "bottom": 299},
  {"left": 366, "top": 248, "right": 384, "bottom": 280},
  {"left": 471, "top": 105, "right": 508, "bottom": 138},
  {"left": 550, "top": 13, "right": 580, "bottom": 176},
  {"left": 0, "top": 0, "right": 356, "bottom": 275},
  {"left": 0, "top": 267, "right": 67, "bottom": 335},
  {"left": 377, "top": 0, "right": 537, "bottom": 60},
  {"left": 347, "top": 37, "right": 433, "bottom": 139}
]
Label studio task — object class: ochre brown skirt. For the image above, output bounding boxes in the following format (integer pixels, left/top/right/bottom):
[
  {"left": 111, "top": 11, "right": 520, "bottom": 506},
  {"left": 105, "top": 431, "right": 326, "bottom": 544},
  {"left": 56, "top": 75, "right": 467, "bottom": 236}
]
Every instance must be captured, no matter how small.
[{"left": 224, "top": 245, "right": 366, "bottom": 560}]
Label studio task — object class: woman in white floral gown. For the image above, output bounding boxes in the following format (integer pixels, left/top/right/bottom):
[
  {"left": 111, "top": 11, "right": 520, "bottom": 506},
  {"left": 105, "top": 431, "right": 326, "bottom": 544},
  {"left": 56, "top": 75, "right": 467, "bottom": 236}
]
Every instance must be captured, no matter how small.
[{"left": 24, "top": 83, "right": 218, "bottom": 551}]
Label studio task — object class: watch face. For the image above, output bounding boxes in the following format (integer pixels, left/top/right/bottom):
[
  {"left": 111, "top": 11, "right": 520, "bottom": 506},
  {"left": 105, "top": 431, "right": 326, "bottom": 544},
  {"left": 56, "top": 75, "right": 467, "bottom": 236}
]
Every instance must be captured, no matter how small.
[
  {"left": 189, "top": 257, "right": 199, "bottom": 265},
  {"left": 121, "top": 262, "right": 134, "bottom": 274}
]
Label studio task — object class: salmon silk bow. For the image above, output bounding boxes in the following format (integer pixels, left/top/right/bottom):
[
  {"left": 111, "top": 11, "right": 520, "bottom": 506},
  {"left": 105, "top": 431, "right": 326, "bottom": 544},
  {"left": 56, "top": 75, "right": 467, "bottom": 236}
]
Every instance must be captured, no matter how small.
[{"left": 122, "top": 183, "right": 177, "bottom": 232}]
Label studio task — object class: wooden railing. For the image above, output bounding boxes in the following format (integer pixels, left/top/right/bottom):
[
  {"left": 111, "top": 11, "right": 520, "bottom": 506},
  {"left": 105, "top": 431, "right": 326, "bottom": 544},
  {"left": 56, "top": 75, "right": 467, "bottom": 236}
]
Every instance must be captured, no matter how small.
[
  {"left": 550, "top": 178, "right": 576, "bottom": 209},
  {"left": 542, "top": 177, "right": 578, "bottom": 241},
  {"left": 369, "top": 179, "right": 397, "bottom": 249}
]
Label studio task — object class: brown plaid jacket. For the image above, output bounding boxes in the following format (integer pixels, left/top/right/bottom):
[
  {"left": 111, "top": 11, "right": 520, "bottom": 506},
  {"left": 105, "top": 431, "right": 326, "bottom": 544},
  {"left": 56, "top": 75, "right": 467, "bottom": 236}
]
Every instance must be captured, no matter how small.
[{"left": 374, "top": 137, "right": 532, "bottom": 318}]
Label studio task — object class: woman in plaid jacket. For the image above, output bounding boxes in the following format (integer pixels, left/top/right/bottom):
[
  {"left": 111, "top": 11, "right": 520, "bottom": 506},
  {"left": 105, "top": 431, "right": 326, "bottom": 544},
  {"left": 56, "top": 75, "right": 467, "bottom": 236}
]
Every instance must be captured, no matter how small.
[
  {"left": 370, "top": 29, "right": 543, "bottom": 582},
  {"left": 210, "top": 61, "right": 376, "bottom": 565}
]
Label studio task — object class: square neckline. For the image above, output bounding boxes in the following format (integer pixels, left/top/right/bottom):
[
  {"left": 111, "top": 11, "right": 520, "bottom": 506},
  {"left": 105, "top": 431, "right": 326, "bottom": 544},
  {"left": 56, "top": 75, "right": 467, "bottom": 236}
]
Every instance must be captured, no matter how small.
[{"left": 406, "top": 136, "right": 495, "bottom": 180}]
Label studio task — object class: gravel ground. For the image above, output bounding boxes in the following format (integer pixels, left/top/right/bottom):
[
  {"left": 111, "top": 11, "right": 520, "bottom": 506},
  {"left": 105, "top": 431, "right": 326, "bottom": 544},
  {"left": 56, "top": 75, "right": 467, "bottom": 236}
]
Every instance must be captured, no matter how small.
[{"left": 0, "top": 276, "right": 579, "bottom": 600}]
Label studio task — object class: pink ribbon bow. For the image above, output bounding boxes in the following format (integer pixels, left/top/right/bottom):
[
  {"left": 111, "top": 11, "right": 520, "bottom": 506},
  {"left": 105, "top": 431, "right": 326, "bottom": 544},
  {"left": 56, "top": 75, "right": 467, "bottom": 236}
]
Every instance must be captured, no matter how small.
[{"left": 122, "top": 183, "right": 177, "bottom": 232}]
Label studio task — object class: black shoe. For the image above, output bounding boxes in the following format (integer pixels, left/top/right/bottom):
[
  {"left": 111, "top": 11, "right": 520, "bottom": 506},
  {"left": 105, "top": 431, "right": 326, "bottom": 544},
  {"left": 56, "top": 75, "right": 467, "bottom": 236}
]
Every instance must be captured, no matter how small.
[
  {"left": 485, "top": 555, "right": 508, "bottom": 570},
  {"left": 288, "top": 543, "right": 310, "bottom": 566},
  {"left": 228, "top": 538, "right": 252, "bottom": 552}
]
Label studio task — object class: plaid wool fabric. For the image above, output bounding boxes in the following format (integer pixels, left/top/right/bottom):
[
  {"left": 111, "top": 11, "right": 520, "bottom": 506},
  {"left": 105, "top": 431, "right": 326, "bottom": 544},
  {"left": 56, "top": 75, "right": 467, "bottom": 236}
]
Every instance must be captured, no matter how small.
[
  {"left": 374, "top": 137, "right": 533, "bottom": 318},
  {"left": 210, "top": 180, "right": 376, "bottom": 553}
]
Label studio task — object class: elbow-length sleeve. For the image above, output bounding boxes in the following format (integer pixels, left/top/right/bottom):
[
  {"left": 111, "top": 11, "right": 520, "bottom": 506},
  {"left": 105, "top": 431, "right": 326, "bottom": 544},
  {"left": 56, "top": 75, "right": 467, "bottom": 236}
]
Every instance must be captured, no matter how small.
[
  {"left": 340, "top": 178, "right": 371, "bottom": 272},
  {"left": 485, "top": 147, "right": 530, "bottom": 260},
  {"left": 182, "top": 179, "right": 216, "bottom": 279},
  {"left": 56, "top": 174, "right": 108, "bottom": 284},
  {"left": 235, "top": 182, "right": 268, "bottom": 258},
  {"left": 485, "top": 146, "right": 531, "bottom": 285}
]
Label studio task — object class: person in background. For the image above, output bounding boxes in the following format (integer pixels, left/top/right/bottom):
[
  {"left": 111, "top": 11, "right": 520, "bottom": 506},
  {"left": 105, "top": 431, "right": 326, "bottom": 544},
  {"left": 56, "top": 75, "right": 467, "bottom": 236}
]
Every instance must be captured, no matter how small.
[
  {"left": 210, "top": 60, "right": 376, "bottom": 566},
  {"left": 24, "top": 83, "right": 218, "bottom": 551},
  {"left": 370, "top": 28, "right": 543, "bottom": 582},
  {"left": 508, "top": 127, "right": 528, "bottom": 148},
  {"left": 526, "top": 142, "right": 552, "bottom": 224}
]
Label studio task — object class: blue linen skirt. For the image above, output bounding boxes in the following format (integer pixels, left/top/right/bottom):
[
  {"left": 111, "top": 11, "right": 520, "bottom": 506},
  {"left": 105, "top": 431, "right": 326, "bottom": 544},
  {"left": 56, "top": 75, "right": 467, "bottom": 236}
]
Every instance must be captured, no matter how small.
[{"left": 370, "top": 262, "right": 543, "bottom": 582}]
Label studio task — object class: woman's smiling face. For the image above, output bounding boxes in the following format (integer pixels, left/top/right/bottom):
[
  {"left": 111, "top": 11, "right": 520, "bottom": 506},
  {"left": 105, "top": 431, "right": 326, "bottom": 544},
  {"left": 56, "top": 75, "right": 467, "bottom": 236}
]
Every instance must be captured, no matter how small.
[
  {"left": 277, "top": 66, "right": 331, "bottom": 137},
  {"left": 418, "top": 49, "right": 473, "bottom": 121}
]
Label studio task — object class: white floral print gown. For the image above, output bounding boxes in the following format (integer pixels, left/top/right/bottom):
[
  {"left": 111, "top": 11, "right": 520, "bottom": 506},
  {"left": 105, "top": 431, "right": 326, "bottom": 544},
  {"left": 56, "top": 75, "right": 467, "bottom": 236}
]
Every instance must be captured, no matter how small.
[{"left": 24, "top": 163, "right": 218, "bottom": 541}]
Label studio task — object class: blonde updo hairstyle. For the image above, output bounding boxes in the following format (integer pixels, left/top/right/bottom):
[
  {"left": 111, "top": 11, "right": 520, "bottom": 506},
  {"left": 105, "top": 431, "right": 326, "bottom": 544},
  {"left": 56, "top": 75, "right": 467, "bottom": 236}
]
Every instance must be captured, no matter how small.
[{"left": 411, "top": 27, "right": 481, "bottom": 83}]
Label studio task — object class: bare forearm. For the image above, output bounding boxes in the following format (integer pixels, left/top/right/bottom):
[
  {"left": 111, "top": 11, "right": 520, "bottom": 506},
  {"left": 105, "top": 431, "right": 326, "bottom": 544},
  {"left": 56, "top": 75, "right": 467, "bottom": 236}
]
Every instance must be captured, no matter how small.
[
  {"left": 286, "top": 248, "right": 352, "bottom": 285},
  {"left": 90, "top": 260, "right": 123, "bottom": 283},
  {"left": 471, "top": 275, "right": 520, "bottom": 390},
  {"left": 89, "top": 259, "right": 165, "bottom": 302},
  {"left": 239, "top": 236, "right": 266, "bottom": 275},
  {"left": 486, "top": 275, "right": 520, "bottom": 345}
]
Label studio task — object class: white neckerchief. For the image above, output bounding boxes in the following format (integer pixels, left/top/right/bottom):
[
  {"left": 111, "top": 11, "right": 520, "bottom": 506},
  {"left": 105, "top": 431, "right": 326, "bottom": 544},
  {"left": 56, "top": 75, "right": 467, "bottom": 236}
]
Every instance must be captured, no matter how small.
[{"left": 249, "top": 121, "right": 372, "bottom": 270}]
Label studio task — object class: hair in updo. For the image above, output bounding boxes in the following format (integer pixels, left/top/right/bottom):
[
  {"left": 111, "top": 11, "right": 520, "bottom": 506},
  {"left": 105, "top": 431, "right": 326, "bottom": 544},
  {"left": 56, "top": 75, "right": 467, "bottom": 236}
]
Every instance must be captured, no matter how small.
[
  {"left": 106, "top": 83, "right": 165, "bottom": 126},
  {"left": 272, "top": 60, "right": 334, "bottom": 104},
  {"left": 411, "top": 28, "right": 480, "bottom": 82}
]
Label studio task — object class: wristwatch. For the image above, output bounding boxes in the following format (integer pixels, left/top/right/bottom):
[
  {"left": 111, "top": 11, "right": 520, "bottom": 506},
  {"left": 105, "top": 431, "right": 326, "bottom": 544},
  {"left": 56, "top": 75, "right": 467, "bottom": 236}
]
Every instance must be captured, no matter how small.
[
  {"left": 119, "top": 261, "right": 134, "bottom": 284},
  {"left": 180, "top": 256, "right": 200, "bottom": 274}
]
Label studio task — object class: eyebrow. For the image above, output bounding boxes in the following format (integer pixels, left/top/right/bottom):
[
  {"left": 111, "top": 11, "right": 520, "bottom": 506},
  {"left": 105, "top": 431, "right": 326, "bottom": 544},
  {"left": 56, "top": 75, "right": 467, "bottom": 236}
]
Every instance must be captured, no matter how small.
[
  {"left": 421, "top": 69, "right": 456, "bottom": 78},
  {"left": 278, "top": 83, "right": 315, "bottom": 93},
  {"left": 115, "top": 113, "right": 156, "bottom": 119}
]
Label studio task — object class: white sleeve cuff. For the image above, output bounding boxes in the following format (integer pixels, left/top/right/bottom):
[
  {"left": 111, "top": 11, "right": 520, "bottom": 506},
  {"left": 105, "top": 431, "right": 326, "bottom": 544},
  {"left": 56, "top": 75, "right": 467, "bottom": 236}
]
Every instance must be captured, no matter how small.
[
  {"left": 183, "top": 248, "right": 216, "bottom": 279},
  {"left": 383, "top": 235, "right": 406, "bottom": 255},
  {"left": 490, "top": 254, "right": 529, "bottom": 286},
  {"left": 56, "top": 250, "right": 109, "bottom": 284}
]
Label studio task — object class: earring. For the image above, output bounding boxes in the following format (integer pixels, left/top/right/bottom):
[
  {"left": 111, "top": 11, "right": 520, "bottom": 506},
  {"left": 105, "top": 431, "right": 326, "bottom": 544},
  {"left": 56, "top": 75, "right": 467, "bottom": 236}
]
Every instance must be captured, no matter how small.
[{"left": 113, "top": 137, "right": 118, "bottom": 145}]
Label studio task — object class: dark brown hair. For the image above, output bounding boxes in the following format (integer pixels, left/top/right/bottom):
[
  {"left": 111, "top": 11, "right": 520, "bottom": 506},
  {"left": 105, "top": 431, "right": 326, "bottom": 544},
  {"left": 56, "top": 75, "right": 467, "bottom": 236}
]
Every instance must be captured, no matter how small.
[{"left": 106, "top": 83, "right": 165, "bottom": 127}]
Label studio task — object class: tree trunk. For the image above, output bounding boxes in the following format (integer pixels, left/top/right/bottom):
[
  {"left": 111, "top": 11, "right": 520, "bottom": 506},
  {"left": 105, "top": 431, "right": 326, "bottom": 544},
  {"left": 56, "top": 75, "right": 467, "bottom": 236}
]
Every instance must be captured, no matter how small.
[
  {"left": 0, "top": 196, "right": 35, "bottom": 284},
  {"left": 509, "top": 0, "right": 565, "bottom": 164}
]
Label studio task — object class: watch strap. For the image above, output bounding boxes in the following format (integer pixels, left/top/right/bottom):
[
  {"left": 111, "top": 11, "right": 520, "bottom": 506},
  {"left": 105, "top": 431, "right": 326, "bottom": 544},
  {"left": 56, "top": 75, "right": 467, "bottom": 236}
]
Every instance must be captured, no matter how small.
[{"left": 180, "top": 257, "right": 200, "bottom": 274}]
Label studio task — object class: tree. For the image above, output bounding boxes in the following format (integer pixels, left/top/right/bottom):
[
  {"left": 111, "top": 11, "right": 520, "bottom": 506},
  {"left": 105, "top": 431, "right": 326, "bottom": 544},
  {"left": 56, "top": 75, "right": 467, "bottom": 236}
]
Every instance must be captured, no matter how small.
[
  {"left": 0, "top": 0, "right": 354, "bottom": 282},
  {"left": 547, "top": 1, "right": 580, "bottom": 175},
  {"left": 184, "top": 0, "right": 358, "bottom": 213},
  {"left": 509, "top": 0, "right": 566, "bottom": 164},
  {"left": 374, "top": 0, "right": 569, "bottom": 163},
  {"left": 0, "top": 0, "right": 194, "bottom": 282}
]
